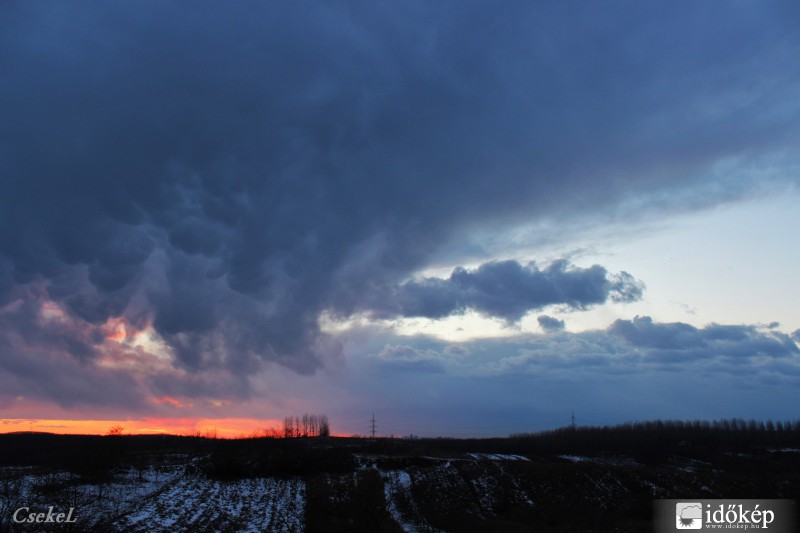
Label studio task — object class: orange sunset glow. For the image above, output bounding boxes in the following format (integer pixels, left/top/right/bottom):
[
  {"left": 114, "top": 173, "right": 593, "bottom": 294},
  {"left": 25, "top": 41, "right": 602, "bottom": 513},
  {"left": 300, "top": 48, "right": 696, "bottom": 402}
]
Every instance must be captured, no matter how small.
[{"left": 0, "top": 418, "right": 284, "bottom": 438}]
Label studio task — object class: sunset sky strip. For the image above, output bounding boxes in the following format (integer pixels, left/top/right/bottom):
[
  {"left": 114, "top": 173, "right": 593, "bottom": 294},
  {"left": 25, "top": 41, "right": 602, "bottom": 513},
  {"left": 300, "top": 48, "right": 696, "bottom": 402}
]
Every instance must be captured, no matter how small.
[{"left": 1, "top": 418, "right": 284, "bottom": 439}]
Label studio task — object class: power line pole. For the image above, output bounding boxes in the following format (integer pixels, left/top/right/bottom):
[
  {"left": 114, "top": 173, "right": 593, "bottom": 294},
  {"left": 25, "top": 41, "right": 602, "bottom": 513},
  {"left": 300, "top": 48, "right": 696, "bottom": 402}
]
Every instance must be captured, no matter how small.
[
  {"left": 370, "top": 413, "right": 377, "bottom": 438},
  {"left": 571, "top": 411, "right": 576, "bottom": 429}
]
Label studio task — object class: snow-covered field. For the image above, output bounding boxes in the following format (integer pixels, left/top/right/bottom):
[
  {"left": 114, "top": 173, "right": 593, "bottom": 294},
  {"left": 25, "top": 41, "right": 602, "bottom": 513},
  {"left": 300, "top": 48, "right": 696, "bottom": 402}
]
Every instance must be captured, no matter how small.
[
  {"left": 2, "top": 449, "right": 790, "bottom": 532},
  {"left": 118, "top": 475, "right": 304, "bottom": 532},
  {"left": 0, "top": 465, "right": 305, "bottom": 532},
  {"left": 1, "top": 453, "right": 541, "bottom": 532}
]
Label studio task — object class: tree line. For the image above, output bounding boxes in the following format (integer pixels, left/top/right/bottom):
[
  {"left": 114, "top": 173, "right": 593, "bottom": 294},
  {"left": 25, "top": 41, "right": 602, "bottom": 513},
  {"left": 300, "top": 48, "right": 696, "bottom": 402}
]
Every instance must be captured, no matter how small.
[
  {"left": 505, "top": 418, "right": 800, "bottom": 459},
  {"left": 282, "top": 413, "right": 330, "bottom": 438}
]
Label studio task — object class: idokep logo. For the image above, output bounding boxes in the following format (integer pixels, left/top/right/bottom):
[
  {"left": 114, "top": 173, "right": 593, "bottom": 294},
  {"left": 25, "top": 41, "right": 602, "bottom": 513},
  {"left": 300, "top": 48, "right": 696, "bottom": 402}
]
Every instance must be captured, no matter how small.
[
  {"left": 655, "top": 499, "right": 797, "bottom": 533},
  {"left": 676, "top": 502, "right": 702, "bottom": 529}
]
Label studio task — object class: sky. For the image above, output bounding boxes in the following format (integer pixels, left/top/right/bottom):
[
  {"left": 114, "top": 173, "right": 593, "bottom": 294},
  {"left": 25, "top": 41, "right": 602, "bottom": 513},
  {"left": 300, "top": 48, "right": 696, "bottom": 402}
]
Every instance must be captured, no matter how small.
[{"left": 1, "top": 1, "right": 799, "bottom": 437}]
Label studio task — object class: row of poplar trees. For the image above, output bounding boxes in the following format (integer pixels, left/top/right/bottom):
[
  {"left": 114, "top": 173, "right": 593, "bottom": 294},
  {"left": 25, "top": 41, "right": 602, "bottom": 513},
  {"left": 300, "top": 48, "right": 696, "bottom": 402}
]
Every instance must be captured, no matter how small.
[{"left": 282, "top": 413, "right": 330, "bottom": 438}]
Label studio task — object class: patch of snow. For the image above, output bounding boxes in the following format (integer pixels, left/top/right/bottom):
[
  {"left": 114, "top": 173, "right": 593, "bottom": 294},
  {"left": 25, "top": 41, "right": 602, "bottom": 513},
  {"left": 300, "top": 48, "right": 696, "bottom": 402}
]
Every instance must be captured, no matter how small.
[
  {"left": 116, "top": 475, "right": 305, "bottom": 532},
  {"left": 641, "top": 480, "right": 660, "bottom": 496},
  {"left": 468, "top": 453, "right": 530, "bottom": 461},
  {"left": 382, "top": 470, "right": 428, "bottom": 533},
  {"left": 558, "top": 455, "right": 587, "bottom": 462}
]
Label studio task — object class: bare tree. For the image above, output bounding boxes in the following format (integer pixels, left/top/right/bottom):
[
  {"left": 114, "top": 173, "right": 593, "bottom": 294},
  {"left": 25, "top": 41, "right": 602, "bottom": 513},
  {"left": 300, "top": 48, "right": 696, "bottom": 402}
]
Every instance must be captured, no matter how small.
[
  {"left": 282, "top": 414, "right": 330, "bottom": 437},
  {"left": 319, "top": 415, "right": 330, "bottom": 437},
  {"left": 309, "top": 414, "right": 319, "bottom": 437},
  {"left": 283, "top": 416, "right": 294, "bottom": 438}
]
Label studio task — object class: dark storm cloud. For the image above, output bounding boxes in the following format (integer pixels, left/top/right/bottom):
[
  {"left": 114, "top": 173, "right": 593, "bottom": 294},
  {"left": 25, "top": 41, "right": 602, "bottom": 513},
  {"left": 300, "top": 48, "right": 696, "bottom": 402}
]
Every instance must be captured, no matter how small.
[
  {"left": 358, "top": 260, "right": 643, "bottom": 322},
  {"left": 1, "top": 0, "right": 798, "bottom": 397},
  {"left": 0, "top": 259, "right": 14, "bottom": 307},
  {"left": 537, "top": 315, "right": 566, "bottom": 332}
]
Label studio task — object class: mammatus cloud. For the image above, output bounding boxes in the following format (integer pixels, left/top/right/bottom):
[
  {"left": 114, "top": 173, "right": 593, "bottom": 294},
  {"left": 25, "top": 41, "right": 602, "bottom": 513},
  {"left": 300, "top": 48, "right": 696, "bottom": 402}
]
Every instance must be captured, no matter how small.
[
  {"left": 356, "top": 260, "right": 643, "bottom": 322},
  {"left": 0, "top": 286, "right": 253, "bottom": 408},
  {"left": 0, "top": 3, "right": 798, "bottom": 412},
  {"left": 538, "top": 315, "right": 566, "bottom": 332}
]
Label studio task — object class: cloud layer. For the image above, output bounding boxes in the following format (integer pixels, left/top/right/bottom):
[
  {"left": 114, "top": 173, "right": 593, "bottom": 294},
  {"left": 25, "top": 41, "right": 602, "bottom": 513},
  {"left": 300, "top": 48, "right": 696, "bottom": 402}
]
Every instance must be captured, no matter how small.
[
  {"left": 367, "top": 317, "right": 800, "bottom": 378},
  {"left": 1, "top": 2, "right": 799, "bottom": 415},
  {"left": 344, "top": 316, "right": 800, "bottom": 435}
]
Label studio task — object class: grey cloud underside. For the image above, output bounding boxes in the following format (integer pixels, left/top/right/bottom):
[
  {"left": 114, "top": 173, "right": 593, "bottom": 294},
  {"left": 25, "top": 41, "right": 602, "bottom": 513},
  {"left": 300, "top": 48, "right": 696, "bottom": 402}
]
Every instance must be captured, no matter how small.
[
  {"left": 376, "top": 344, "right": 445, "bottom": 373},
  {"left": 357, "top": 260, "right": 643, "bottom": 322},
  {"left": 0, "top": 2, "right": 798, "bottom": 382},
  {"left": 355, "top": 318, "right": 800, "bottom": 433},
  {"left": 371, "top": 317, "right": 800, "bottom": 378}
]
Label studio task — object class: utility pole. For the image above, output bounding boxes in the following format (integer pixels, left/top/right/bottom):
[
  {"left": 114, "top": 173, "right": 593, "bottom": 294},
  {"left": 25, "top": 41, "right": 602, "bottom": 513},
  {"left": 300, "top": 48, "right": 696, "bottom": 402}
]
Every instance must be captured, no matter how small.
[
  {"left": 370, "top": 413, "right": 377, "bottom": 438},
  {"left": 571, "top": 411, "right": 576, "bottom": 429}
]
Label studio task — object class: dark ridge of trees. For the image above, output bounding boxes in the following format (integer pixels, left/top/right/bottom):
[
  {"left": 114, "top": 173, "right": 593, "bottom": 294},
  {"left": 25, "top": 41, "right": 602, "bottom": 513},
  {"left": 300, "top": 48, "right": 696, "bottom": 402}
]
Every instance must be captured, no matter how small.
[
  {"left": 323, "top": 418, "right": 800, "bottom": 460},
  {"left": 203, "top": 417, "right": 800, "bottom": 474},
  {"left": 0, "top": 433, "right": 216, "bottom": 471},
  {"left": 506, "top": 418, "right": 800, "bottom": 461},
  {"left": 1, "top": 418, "right": 798, "bottom": 478},
  {"left": 291, "top": 418, "right": 800, "bottom": 464},
  {"left": 204, "top": 436, "right": 355, "bottom": 479},
  {"left": 361, "top": 418, "right": 800, "bottom": 460}
]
